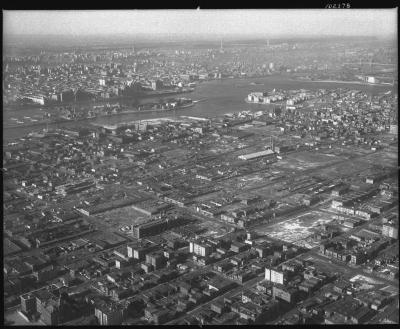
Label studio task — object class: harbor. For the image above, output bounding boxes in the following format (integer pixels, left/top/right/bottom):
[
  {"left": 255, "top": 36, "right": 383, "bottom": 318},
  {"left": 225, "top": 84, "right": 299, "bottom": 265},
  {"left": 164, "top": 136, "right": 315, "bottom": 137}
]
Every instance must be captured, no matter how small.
[{"left": 3, "top": 75, "right": 394, "bottom": 143}]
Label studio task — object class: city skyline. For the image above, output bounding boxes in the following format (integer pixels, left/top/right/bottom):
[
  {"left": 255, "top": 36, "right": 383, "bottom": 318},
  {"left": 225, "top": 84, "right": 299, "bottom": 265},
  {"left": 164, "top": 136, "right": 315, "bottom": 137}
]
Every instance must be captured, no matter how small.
[{"left": 3, "top": 9, "right": 398, "bottom": 38}]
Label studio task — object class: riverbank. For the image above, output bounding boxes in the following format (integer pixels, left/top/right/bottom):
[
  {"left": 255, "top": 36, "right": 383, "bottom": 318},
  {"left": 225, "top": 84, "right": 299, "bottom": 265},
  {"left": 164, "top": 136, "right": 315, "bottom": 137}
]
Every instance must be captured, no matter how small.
[
  {"left": 244, "top": 98, "right": 284, "bottom": 107},
  {"left": 3, "top": 102, "right": 196, "bottom": 130},
  {"left": 4, "top": 75, "right": 394, "bottom": 143},
  {"left": 4, "top": 88, "right": 194, "bottom": 111},
  {"left": 291, "top": 78, "right": 395, "bottom": 87}
]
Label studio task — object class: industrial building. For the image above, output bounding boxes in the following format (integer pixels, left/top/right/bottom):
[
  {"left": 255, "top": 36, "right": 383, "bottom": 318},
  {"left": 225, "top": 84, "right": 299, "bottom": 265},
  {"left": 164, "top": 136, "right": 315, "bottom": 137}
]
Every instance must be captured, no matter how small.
[
  {"left": 238, "top": 149, "right": 275, "bottom": 161},
  {"left": 133, "top": 216, "right": 185, "bottom": 239}
]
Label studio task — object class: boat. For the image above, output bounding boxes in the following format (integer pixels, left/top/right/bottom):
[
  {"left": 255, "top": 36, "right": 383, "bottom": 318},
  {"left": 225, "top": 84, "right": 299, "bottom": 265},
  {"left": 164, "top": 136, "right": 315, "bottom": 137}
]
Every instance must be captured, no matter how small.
[
  {"left": 16, "top": 120, "right": 24, "bottom": 124},
  {"left": 178, "top": 102, "right": 195, "bottom": 109},
  {"left": 23, "top": 116, "right": 31, "bottom": 119},
  {"left": 10, "top": 117, "right": 18, "bottom": 121},
  {"left": 31, "top": 119, "right": 38, "bottom": 122},
  {"left": 174, "top": 98, "right": 195, "bottom": 109}
]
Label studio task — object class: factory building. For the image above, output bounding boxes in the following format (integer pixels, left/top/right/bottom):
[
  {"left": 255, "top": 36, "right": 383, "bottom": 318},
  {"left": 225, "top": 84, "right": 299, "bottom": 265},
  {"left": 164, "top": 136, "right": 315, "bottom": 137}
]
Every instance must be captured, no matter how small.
[{"left": 238, "top": 149, "right": 275, "bottom": 161}]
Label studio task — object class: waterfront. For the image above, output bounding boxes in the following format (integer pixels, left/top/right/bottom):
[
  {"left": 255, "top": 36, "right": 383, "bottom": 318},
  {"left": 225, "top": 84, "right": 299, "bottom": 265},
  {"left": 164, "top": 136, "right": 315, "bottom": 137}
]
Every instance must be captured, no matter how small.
[{"left": 3, "top": 75, "right": 394, "bottom": 142}]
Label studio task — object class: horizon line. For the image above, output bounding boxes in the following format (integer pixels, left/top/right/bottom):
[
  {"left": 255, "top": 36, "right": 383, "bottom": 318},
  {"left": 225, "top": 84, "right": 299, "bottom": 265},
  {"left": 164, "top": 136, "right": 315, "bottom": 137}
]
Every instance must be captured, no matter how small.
[{"left": 4, "top": 33, "right": 394, "bottom": 38}]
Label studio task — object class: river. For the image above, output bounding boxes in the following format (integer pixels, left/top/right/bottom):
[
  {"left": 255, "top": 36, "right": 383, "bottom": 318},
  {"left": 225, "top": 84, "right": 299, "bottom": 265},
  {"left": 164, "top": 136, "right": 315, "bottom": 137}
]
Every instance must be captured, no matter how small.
[{"left": 3, "top": 75, "right": 394, "bottom": 142}]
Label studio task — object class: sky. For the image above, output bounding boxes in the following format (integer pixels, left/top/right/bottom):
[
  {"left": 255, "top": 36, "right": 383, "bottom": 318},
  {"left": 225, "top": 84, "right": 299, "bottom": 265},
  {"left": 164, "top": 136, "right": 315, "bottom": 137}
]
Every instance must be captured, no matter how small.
[{"left": 3, "top": 9, "right": 398, "bottom": 38}]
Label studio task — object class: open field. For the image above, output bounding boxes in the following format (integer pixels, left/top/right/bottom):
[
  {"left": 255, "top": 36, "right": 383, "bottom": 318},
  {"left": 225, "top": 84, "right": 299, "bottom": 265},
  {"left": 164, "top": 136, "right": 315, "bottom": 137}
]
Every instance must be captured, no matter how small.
[
  {"left": 194, "top": 218, "right": 233, "bottom": 238},
  {"left": 350, "top": 274, "right": 383, "bottom": 285},
  {"left": 276, "top": 150, "right": 346, "bottom": 171},
  {"left": 251, "top": 182, "right": 290, "bottom": 198},
  {"left": 287, "top": 151, "right": 345, "bottom": 163},
  {"left": 191, "top": 190, "right": 223, "bottom": 203},
  {"left": 349, "top": 274, "right": 387, "bottom": 290},
  {"left": 302, "top": 254, "right": 355, "bottom": 276},
  {"left": 95, "top": 205, "right": 150, "bottom": 231},
  {"left": 162, "top": 148, "right": 192, "bottom": 165},
  {"left": 219, "top": 171, "right": 279, "bottom": 191},
  {"left": 362, "top": 149, "right": 398, "bottom": 167},
  {"left": 257, "top": 210, "right": 338, "bottom": 247},
  {"left": 317, "top": 157, "right": 373, "bottom": 179}
]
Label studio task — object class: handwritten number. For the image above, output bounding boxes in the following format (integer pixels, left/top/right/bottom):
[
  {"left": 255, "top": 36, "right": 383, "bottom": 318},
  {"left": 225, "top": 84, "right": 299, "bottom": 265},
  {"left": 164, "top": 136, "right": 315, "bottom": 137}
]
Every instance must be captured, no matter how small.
[{"left": 326, "top": 3, "right": 351, "bottom": 8}]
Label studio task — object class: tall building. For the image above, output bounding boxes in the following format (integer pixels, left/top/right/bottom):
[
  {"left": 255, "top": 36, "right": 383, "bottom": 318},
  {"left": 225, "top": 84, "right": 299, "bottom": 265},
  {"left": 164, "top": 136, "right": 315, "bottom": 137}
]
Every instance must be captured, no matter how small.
[
  {"left": 151, "top": 80, "right": 163, "bottom": 91},
  {"left": 265, "top": 268, "right": 286, "bottom": 285},
  {"left": 33, "top": 289, "right": 61, "bottom": 325},
  {"left": 95, "top": 302, "right": 124, "bottom": 325},
  {"left": 127, "top": 242, "right": 157, "bottom": 260},
  {"left": 127, "top": 245, "right": 134, "bottom": 258},
  {"left": 133, "top": 219, "right": 167, "bottom": 239},
  {"left": 189, "top": 241, "right": 213, "bottom": 257},
  {"left": 220, "top": 39, "right": 224, "bottom": 53},
  {"left": 133, "top": 217, "right": 183, "bottom": 239},
  {"left": 389, "top": 124, "right": 398, "bottom": 134},
  {"left": 145, "top": 252, "right": 166, "bottom": 270},
  {"left": 382, "top": 224, "right": 398, "bottom": 239},
  {"left": 20, "top": 294, "right": 37, "bottom": 315}
]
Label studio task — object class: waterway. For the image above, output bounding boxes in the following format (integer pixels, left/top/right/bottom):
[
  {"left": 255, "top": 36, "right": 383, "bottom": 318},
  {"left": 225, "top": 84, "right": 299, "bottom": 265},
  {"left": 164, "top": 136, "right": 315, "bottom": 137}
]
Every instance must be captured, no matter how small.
[{"left": 3, "top": 75, "right": 394, "bottom": 142}]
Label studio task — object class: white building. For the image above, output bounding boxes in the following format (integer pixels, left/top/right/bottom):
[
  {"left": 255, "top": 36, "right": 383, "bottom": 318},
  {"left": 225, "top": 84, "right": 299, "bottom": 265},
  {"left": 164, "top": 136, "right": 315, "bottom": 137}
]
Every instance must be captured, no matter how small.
[
  {"left": 189, "top": 241, "right": 212, "bottom": 257},
  {"left": 238, "top": 149, "right": 275, "bottom": 161},
  {"left": 265, "top": 268, "right": 285, "bottom": 285}
]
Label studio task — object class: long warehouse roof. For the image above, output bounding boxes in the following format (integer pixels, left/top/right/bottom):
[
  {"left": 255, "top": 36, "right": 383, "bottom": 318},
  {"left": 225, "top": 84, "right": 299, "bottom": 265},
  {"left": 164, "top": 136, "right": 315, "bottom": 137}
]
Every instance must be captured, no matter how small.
[{"left": 238, "top": 149, "right": 274, "bottom": 160}]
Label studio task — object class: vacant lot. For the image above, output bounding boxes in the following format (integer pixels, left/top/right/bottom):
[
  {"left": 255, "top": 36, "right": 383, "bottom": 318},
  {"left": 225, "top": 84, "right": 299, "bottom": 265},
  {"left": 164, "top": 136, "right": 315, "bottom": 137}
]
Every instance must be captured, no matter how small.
[
  {"left": 277, "top": 150, "right": 345, "bottom": 171},
  {"left": 195, "top": 218, "right": 233, "bottom": 239},
  {"left": 95, "top": 205, "right": 150, "bottom": 231},
  {"left": 257, "top": 210, "right": 337, "bottom": 247},
  {"left": 362, "top": 149, "right": 398, "bottom": 167}
]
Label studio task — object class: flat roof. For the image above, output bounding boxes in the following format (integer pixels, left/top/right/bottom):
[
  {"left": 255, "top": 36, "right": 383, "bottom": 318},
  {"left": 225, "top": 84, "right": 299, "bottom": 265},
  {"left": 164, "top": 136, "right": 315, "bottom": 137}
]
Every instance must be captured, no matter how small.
[{"left": 238, "top": 149, "right": 274, "bottom": 160}]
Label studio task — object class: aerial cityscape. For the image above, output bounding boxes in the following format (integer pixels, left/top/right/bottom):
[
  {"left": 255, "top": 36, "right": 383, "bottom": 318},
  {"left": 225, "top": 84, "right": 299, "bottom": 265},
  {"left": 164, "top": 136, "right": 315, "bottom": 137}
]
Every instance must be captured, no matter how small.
[{"left": 3, "top": 9, "right": 398, "bottom": 326}]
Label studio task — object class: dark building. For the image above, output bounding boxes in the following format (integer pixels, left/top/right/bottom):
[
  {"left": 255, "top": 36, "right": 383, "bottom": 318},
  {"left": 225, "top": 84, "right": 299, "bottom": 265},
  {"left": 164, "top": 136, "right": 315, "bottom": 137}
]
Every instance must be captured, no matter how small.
[
  {"left": 20, "top": 293, "right": 37, "bottom": 315},
  {"left": 133, "top": 216, "right": 184, "bottom": 239},
  {"left": 145, "top": 252, "right": 166, "bottom": 270},
  {"left": 94, "top": 302, "right": 124, "bottom": 325},
  {"left": 33, "top": 289, "right": 61, "bottom": 325}
]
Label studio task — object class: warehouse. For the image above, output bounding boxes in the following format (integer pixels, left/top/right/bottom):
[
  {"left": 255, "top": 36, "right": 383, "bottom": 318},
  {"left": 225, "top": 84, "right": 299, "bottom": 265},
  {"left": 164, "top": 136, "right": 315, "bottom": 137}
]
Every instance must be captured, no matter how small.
[{"left": 238, "top": 149, "right": 275, "bottom": 161}]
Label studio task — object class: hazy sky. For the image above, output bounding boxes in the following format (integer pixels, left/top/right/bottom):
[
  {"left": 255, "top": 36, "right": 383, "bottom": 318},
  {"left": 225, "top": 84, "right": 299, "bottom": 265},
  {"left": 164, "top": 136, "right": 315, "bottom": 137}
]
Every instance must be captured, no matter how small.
[{"left": 3, "top": 9, "right": 397, "bottom": 38}]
